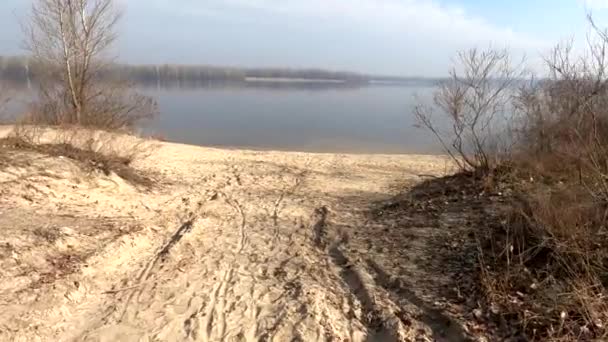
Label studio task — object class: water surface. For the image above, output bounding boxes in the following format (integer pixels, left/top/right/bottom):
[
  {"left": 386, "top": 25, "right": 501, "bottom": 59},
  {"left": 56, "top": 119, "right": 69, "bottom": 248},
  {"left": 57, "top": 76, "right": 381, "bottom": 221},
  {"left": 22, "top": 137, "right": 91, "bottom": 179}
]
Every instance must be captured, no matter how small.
[
  {"left": 144, "top": 84, "right": 440, "bottom": 154},
  {"left": 2, "top": 83, "right": 441, "bottom": 154}
]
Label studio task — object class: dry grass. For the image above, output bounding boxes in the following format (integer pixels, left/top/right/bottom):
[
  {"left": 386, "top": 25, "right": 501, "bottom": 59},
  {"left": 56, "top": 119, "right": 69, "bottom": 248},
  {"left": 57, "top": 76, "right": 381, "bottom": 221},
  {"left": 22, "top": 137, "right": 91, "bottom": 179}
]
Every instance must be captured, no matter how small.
[
  {"left": 0, "top": 125, "right": 156, "bottom": 186},
  {"left": 477, "top": 181, "right": 608, "bottom": 340},
  {"left": 481, "top": 19, "right": 608, "bottom": 339}
]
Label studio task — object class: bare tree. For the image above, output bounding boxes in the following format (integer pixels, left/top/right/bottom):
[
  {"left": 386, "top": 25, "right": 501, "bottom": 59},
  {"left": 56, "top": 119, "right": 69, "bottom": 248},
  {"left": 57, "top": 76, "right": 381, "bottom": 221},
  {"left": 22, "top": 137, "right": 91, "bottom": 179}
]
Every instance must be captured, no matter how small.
[
  {"left": 24, "top": 0, "right": 156, "bottom": 129},
  {"left": 415, "top": 48, "right": 525, "bottom": 174}
]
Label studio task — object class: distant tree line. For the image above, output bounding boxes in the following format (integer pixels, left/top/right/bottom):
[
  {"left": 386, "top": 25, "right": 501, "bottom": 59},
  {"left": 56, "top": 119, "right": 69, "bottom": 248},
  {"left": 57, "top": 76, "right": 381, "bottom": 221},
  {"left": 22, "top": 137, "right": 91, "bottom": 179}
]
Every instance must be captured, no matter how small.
[
  {"left": 0, "top": 56, "right": 31, "bottom": 83},
  {"left": 0, "top": 55, "right": 378, "bottom": 87}
]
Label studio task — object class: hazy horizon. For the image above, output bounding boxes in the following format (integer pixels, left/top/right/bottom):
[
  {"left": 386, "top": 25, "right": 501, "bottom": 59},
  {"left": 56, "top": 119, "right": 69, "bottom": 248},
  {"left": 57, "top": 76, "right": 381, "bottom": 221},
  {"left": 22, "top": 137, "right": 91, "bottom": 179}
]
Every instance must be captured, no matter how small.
[{"left": 1, "top": 1, "right": 607, "bottom": 77}]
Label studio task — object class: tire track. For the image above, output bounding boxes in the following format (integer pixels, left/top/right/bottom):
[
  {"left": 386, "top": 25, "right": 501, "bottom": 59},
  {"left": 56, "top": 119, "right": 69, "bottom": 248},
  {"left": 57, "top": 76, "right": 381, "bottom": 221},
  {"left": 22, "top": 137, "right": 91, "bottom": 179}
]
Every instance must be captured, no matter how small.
[
  {"left": 115, "top": 218, "right": 197, "bottom": 323},
  {"left": 200, "top": 268, "right": 234, "bottom": 342}
]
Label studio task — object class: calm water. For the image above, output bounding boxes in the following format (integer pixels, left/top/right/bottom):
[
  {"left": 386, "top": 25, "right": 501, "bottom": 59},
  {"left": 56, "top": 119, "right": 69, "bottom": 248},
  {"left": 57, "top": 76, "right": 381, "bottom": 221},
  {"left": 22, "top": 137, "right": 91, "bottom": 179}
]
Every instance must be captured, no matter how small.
[
  {"left": 3, "top": 83, "right": 440, "bottom": 154},
  {"left": 142, "top": 85, "right": 440, "bottom": 154}
]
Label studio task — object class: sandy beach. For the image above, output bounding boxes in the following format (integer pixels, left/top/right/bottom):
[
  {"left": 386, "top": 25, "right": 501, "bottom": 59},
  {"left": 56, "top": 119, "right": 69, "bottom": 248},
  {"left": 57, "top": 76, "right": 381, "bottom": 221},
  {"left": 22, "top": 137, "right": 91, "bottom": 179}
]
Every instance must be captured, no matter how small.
[{"left": 0, "top": 128, "right": 457, "bottom": 341}]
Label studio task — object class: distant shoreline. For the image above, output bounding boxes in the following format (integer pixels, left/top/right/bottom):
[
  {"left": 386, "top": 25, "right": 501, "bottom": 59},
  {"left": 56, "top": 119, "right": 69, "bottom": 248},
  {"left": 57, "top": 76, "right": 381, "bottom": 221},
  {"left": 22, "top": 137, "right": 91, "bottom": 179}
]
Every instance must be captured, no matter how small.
[
  {"left": 0, "top": 55, "right": 443, "bottom": 87},
  {"left": 245, "top": 77, "right": 346, "bottom": 84}
]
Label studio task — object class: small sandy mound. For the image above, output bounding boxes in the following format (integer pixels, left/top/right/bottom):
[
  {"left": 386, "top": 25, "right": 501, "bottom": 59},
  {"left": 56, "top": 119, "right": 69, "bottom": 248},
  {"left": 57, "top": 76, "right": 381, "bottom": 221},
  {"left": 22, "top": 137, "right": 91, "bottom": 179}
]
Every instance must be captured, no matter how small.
[{"left": 0, "top": 136, "right": 451, "bottom": 341}]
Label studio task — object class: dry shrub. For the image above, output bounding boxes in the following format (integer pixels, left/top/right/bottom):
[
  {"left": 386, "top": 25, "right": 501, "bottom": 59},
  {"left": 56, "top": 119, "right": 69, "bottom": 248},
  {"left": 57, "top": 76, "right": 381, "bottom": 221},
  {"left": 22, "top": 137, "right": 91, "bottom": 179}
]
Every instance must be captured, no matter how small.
[
  {"left": 416, "top": 16, "right": 608, "bottom": 340},
  {"left": 414, "top": 48, "right": 525, "bottom": 175},
  {"left": 472, "top": 16, "right": 608, "bottom": 341},
  {"left": 3, "top": 125, "right": 156, "bottom": 186},
  {"left": 24, "top": 81, "right": 158, "bottom": 130},
  {"left": 479, "top": 185, "right": 608, "bottom": 340}
]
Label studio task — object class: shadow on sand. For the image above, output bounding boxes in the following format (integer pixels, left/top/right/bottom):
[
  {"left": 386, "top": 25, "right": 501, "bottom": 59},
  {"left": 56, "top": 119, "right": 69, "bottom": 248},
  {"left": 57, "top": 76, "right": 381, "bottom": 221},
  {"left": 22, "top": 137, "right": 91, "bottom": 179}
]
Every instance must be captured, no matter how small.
[{"left": 327, "top": 173, "right": 489, "bottom": 341}]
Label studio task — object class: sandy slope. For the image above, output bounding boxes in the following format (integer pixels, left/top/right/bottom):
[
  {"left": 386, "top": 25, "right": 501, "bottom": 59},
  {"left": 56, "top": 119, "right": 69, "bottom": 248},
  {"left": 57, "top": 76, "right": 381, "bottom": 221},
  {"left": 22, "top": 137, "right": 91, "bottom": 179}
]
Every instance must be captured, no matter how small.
[{"left": 0, "top": 135, "right": 451, "bottom": 341}]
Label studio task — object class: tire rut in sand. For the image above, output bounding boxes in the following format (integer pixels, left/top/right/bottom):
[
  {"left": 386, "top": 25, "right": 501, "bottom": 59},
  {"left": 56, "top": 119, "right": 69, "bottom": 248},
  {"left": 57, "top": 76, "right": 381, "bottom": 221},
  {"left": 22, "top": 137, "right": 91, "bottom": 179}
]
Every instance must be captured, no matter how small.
[
  {"left": 311, "top": 205, "right": 409, "bottom": 341},
  {"left": 115, "top": 218, "right": 197, "bottom": 323},
  {"left": 83, "top": 165, "right": 378, "bottom": 341},
  {"left": 93, "top": 191, "right": 287, "bottom": 340}
]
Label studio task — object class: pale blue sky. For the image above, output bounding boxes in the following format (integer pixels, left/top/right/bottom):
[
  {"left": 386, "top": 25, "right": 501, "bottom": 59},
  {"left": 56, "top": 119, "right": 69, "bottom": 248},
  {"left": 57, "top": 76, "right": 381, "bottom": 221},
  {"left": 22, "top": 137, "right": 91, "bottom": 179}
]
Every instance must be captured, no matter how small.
[{"left": 1, "top": 0, "right": 607, "bottom": 76}]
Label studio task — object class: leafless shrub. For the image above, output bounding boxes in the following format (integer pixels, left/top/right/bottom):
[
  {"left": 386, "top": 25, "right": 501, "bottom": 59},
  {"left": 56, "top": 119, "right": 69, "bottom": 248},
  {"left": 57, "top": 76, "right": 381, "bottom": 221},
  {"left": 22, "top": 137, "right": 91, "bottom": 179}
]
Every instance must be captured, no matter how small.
[
  {"left": 415, "top": 48, "right": 525, "bottom": 174},
  {"left": 472, "top": 15, "right": 608, "bottom": 340},
  {"left": 24, "top": 80, "right": 158, "bottom": 130},
  {"left": 23, "top": 0, "right": 158, "bottom": 130},
  {"left": 413, "top": 15, "right": 608, "bottom": 340}
]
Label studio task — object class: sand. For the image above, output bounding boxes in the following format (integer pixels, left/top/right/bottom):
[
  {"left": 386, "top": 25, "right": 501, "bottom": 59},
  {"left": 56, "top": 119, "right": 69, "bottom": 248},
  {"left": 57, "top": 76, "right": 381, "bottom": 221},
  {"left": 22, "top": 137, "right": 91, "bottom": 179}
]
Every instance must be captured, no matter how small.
[{"left": 0, "top": 129, "right": 452, "bottom": 341}]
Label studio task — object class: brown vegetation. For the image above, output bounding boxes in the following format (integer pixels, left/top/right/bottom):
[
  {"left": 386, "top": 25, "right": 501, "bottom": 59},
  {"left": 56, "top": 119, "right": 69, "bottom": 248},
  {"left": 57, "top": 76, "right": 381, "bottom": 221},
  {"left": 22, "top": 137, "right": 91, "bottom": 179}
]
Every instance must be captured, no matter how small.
[
  {"left": 417, "top": 16, "right": 608, "bottom": 341},
  {"left": 1, "top": 127, "right": 155, "bottom": 186}
]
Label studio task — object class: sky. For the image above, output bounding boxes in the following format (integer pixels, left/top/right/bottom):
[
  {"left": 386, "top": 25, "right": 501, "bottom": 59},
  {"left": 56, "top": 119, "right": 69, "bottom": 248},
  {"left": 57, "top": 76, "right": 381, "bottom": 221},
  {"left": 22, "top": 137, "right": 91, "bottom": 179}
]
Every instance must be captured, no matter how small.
[{"left": 1, "top": 0, "right": 607, "bottom": 76}]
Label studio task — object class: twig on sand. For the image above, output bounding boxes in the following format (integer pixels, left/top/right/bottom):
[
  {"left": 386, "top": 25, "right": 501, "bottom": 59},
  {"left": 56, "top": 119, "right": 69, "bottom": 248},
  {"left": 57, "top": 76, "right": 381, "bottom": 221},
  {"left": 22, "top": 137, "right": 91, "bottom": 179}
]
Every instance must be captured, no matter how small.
[{"left": 102, "top": 284, "right": 145, "bottom": 294}]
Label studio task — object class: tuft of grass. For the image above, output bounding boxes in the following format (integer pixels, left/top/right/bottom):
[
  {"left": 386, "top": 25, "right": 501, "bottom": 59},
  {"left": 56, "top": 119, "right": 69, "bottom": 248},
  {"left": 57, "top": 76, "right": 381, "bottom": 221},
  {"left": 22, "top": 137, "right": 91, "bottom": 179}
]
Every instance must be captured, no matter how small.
[{"left": 0, "top": 127, "right": 155, "bottom": 187}]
